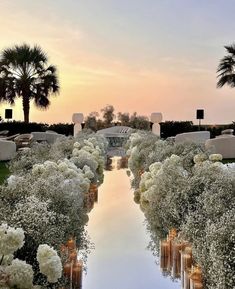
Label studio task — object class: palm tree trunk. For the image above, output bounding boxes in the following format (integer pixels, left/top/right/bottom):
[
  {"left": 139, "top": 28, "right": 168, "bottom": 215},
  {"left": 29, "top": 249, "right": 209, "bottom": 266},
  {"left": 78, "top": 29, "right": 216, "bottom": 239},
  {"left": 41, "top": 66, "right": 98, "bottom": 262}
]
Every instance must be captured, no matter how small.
[{"left": 22, "top": 94, "right": 30, "bottom": 123}]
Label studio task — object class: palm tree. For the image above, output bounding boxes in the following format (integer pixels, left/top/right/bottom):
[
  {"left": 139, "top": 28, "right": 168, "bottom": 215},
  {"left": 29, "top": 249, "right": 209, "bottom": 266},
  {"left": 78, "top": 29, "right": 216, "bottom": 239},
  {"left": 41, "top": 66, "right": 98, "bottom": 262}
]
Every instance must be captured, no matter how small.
[
  {"left": 217, "top": 44, "right": 235, "bottom": 88},
  {"left": 0, "top": 44, "right": 59, "bottom": 123}
]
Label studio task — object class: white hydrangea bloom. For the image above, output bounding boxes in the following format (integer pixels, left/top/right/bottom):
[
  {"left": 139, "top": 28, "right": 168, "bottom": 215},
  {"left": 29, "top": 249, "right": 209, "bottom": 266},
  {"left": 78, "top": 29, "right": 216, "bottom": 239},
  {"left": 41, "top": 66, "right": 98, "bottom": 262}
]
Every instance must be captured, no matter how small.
[
  {"left": 57, "top": 161, "right": 69, "bottom": 172},
  {"left": 209, "top": 153, "right": 223, "bottom": 162},
  {"left": 72, "top": 148, "right": 80, "bottom": 157},
  {"left": 149, "top": 162, "right": 162, "bottom": 175},
  {"left": 73, "top": 142, "right": 81, "bottom": 149},
  {"left": 193, "top": 153, "right": 208, "bottom": 164},
  {"left": 0, "top": 224, "right": 25, "bottom": 255},
  {"left": 32, "top": 164, "right": 46, "bottom": 176},
  {"left": 7, "top": 175, "right": 23, "bottom": 187},
  {"left": 83, "top": 165, "right": 95, "bottom": 179},
  {"left": 0, "top": 254, "right": 14, "bottom": 266},
  {"left": 37, "top": 245, "right": 62, "bottom": 283},
  {"left": 6, "top": 259, "right": 34, "bottom": 289}
]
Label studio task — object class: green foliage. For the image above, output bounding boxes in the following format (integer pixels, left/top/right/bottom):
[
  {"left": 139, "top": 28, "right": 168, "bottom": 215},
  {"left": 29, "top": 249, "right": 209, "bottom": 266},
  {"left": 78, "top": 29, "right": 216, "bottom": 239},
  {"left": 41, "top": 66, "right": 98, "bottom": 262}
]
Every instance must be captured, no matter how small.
[
  {"left": 0, "top": 161, "right": 9, "bottom": 184},
  {"left": 160, "top": 121, "right": 194, "bottom": 138},
  {"left": 0, "top": 121, "right": 73, "bottom": 136},
  {"left": 101, "top": 105, "right": 115, "bottom": 126}
]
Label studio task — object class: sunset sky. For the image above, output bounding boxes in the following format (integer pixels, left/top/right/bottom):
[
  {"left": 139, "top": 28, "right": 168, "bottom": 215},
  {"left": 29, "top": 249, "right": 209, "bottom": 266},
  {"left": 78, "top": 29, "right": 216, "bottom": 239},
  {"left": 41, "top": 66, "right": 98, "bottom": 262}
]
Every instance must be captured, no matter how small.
[{"left": 0, "top": 0, "right": 235, "bottom": 124}]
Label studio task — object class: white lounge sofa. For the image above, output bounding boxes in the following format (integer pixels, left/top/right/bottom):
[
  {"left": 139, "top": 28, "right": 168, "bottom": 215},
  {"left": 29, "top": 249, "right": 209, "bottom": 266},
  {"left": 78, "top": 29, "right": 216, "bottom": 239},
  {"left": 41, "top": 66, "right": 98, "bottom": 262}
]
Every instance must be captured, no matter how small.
[
  {"left": 205, "top": 135, "right": 235, "bottom": 159},
  {"left": 0, "top": 139, "right": 16, "bottom": 161},
  {"left": 175, "top": 131, "right": 210, "bottom": 144}
]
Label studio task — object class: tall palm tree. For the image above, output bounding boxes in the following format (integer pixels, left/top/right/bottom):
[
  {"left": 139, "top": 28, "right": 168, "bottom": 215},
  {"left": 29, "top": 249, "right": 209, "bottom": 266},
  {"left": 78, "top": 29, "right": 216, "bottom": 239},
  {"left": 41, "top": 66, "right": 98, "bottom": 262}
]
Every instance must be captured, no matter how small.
[
  {"left": 217, "top": 44, "right": 235, "bottom": 88},
  {"left": 0, "top": 44, "right": 59, "bottom": 123}
]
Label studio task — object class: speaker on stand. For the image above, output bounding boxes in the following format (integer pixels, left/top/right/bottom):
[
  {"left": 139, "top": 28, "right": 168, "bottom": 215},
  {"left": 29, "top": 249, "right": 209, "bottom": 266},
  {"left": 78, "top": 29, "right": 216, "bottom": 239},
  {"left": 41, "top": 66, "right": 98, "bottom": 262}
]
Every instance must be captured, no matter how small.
[{"left": 196, "top": 109, "right": 204, "bottom": 130}]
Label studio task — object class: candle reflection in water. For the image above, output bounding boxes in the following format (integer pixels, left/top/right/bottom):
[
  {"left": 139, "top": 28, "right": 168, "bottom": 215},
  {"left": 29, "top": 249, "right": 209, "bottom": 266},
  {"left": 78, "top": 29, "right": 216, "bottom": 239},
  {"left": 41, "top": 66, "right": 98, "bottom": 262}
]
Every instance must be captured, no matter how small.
[
  {"left": 61, "top": 236, "right": 83, "bottom": 288},
  {"left": 84, "top": 183, "right": 99, "bottom": 211},
  {"left": 160, "top": 229, "right": 204, "bottom": 289}
]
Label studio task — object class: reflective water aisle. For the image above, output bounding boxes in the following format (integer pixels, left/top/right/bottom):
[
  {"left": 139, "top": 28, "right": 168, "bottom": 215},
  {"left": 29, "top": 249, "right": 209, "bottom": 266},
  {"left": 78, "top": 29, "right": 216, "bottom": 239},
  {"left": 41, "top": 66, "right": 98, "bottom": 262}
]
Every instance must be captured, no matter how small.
[{"left": 83, "top": 158, "right": 180, "bottom": 289}]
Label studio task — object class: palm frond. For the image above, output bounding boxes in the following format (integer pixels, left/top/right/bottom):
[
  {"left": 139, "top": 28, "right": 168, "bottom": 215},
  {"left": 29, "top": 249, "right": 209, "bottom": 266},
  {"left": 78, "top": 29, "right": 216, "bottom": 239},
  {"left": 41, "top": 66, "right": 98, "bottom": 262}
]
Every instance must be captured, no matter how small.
[
  {"left": 224, "top": 44, "right": 235, "bottom": 55},
  {"left": 217, "top": 44, "right": 235, "bottom": 88}
]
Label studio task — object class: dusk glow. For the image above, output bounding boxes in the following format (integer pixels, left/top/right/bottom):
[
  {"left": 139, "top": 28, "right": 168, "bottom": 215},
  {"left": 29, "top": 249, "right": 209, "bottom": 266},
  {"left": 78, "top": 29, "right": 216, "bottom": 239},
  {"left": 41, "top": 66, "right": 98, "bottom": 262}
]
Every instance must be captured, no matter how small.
[{"left": 0, "top": 0, "right": 235, "bottom": 123}]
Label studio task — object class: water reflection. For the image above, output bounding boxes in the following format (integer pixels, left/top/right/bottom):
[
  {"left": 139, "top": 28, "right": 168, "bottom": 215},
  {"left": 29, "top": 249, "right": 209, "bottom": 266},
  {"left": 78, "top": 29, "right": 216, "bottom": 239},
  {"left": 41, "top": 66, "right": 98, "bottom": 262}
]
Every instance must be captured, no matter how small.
[
  {"left": 105, "top": 157, "right": 113, "bottom": 171},
  {"left": 117, "top": 156, "right": 129, "bottom": 170},
  {"left": 83, "top": 157, "right": 180, "bottom": 289}
]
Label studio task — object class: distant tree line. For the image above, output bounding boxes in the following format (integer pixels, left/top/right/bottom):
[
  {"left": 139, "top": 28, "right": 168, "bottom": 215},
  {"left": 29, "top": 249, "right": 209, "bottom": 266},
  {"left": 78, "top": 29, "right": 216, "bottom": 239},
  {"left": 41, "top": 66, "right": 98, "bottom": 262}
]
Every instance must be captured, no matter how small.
[
  {"left": 0, "top": 105, "right": 234, "bottom": 138},
  {"left": 84, "top": 105, "right": 150, "bottom": 131}
]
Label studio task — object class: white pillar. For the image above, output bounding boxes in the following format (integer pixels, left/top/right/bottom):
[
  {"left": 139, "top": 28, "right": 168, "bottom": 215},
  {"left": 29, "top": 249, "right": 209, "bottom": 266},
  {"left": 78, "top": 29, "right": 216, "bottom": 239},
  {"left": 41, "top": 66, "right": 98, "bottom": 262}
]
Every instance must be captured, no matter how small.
[
  {"left": 150, "top": 112, "right": 163, "bottom": 137},
  {"left": 72, "top": 113, "right": 84, "bottom": 137}
]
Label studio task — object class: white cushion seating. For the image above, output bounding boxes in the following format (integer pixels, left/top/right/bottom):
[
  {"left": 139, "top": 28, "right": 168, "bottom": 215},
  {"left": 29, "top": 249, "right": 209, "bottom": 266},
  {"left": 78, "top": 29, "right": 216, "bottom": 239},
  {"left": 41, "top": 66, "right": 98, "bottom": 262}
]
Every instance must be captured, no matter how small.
[
  {"left": 31, "top": 132, "right": 47, "bottom": 142},
  {"left": 32, "top": 131, "right": 63, "bottom": 144},
  {"left": 205, "top": 136, "right": 235, "bottom": 159},
  {"left": 45, "top": 132, "right": 63, "bottom": 144},
  {"left": 221, "top": 129, "right": 234, "bottom": 135},
  {"left": 0, "top": 139, "right": 16, "bottom": 161},
  {"left": 175, "top": 131, "right": 210, "bottom": 144}
]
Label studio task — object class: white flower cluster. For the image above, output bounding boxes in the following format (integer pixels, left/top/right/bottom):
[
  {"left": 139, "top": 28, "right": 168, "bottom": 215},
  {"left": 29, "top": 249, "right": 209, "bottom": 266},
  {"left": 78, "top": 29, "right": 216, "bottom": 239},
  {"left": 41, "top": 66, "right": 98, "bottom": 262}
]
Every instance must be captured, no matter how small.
[
  {"left": 37, "top": 244, "right": 62, "bottom": 283},
  {"left": 209, "top": 153, "right": 223, "bottom": 162},
  {"left": 0, "top": 224, "right": 24, "bottom": 255},
  {"left": 127, "top": 131, "right": 206, "bottom": 188},
  {"left": 0, "top": 225, "right": 63, "bottom": 288},
  {"left": 0, "top": 132, "right": 108, "bottom": 287},
  {"left": 127, "top": 133, "right": 235, "bottom": 289},
  {"left": 71, "top": 137, "right": 106, "bottom": 183},
  {"left": 5, "top": 259, "right": 34, "bottom": 289}
]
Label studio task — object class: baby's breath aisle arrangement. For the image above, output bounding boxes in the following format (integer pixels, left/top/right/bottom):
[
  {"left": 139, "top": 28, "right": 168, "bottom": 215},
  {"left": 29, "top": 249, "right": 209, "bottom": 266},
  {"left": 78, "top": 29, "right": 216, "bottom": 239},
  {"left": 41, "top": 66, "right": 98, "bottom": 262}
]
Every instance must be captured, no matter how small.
[
  {"left": 126, "top": 132, "right": 235, "bottom": 289},
  {"left": 0, "top": 131, "right": 108, "bottom": 288}
]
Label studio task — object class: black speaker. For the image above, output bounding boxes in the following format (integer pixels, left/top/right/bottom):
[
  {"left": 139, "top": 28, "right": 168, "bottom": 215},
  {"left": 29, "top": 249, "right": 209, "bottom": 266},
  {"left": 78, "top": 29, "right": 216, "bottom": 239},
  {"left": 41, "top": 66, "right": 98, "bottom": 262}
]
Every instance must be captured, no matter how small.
[
  {"left": 196, "top": 109, "right": 204, "bottom": 120},
  {"left": 5, "top": 109, "right": 12, "bottom": 119}
]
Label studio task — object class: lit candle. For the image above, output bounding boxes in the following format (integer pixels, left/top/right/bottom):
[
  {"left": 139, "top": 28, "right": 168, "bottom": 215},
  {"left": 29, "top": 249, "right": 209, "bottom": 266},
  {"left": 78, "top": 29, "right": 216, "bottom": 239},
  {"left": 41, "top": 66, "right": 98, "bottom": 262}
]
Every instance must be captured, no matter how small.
[
  {"left": 66, "top": 238, "right": 76, "bottom": 250},
  {"left": 169, "top": 228, "right": 177, "bottom": 240},
  {"left": 183, "top": 253, "right": 192, "bottom": 270},
  {"left": 172, "top": 242, "right": 182, "bottom": 278},
  {"left": 69, "top": 250, "right": 77, "bottom": 261}
]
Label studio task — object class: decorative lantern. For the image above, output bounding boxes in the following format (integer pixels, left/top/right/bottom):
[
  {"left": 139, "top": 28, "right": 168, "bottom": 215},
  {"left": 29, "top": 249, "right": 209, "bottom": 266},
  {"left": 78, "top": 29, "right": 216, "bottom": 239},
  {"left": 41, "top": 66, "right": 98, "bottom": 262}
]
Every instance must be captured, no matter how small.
[
  {"left": 72, "top": 113, "right": 84, "bottom": 124},
  {"left": 150, "top": 112, "right": 163, "bottom": 123},
  {"left": 72, "top": 113, "right": 84, "bottom": 137},
  {"left": 150, "top": 112, "right": 163, "bottom": 137}
]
